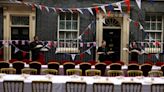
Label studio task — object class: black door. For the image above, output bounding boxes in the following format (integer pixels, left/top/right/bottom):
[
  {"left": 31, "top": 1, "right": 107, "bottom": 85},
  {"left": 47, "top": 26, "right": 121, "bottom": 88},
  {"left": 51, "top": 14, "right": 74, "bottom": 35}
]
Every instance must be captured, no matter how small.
[
  {"left": 11, "top": 27, "right": 30, "bottom": 60},
  {"left": 103, "top": 29, "right": 121, "bottom": 62}
]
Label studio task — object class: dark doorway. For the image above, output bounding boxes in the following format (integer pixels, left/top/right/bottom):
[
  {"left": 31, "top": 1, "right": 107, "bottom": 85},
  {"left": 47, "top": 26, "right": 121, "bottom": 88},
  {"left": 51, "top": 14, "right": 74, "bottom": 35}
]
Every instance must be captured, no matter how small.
[
  {"left": 11, "top": 27, "right": 30, "bottom": 60},
  {"left": 103, "top": 29, "right": 121, "bottom": 62}
]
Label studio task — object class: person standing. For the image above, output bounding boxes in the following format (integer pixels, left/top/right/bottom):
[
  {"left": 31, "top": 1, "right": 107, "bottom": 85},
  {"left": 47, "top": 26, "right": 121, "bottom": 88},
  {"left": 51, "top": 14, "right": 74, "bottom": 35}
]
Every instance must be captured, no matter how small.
[
  {"left": 30, "top": 35, "right": 43, "bottom": 61},
  {"left": 97, "top": 40, "right": 114, "bottom": 62},
  {"left": 129, "top": 41, "right": 141, "bottom": 62}
]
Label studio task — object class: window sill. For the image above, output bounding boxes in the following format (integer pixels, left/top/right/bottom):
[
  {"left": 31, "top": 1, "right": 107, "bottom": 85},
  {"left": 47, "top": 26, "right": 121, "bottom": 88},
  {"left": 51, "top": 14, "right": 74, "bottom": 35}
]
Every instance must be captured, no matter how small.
[
  {"left": 145, "top": 48, "right": 162, "bottom": 53},
  {"left": 56, "top": 48, "right": 80, "bottom": 53}
]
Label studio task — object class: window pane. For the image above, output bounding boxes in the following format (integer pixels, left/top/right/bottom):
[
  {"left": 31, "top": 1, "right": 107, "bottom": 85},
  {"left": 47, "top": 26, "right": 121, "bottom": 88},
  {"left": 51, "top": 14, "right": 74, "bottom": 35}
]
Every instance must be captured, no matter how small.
[
  {"left": 66, "top": 21, "right": 71, "bottom": 29},
  {"left": 59, "top": 32, "right": 64, "bottom": 39},
  {"left": 73, "top": 13, "right": 78, "bottom": 20},
  {"left": 72, "top": 32, "right": 77, "bottom": 39},
  {"left": 66, "top": 32, "right": 72, "bottom": 39},
  {"left": 151, "top": 23, "right": 156, "bottom": 30},
  {"left": 60, "top": 13, "right": 65, "bottom": 20},
  {"left": 151, "top": 16, "right": 156, "bottom": 21},
  {"left": 66, "top": 13, "right": 71, "bottom": 20},
  {"left": 60, "top": 21, "right": 65, "bottom": 29},
  {"left": 150, "top": 33, "right": 155, "bottom": 40},
  {"left": 145, "top": 22, "right": 150, "bottom": 30},
  {"left": 72, "top": 22, "right": 78, "bottom": 30},
  {"left": 157, "top": 23, "right": 162, "bottom": 30},
  {"left": 157, "top": 16, "right": 162, "bottom": 21},
  {"left": 156, "top": 33, "right": 161, "bottom": 41},
  {"left": 145, "top": 15, "right": 150, "bottom": 21},
  {"left": 11, "top": 16, "right": 29, "bottom": 25}
]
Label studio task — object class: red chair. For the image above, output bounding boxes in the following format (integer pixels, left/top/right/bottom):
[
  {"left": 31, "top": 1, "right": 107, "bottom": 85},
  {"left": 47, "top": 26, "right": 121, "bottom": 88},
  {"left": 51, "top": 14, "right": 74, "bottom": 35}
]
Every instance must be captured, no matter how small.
[
  {"left": 104, "top": 61, "right": 112, "bottom": 65},
  {"left": 144, "top": 61, "right": 153, "bottom": 65},
  {"left": 74, "top": 60, "right": 82, "bottom": 65},
  {"left": 88, "top": 60, "right": 97, "bottom": 65},
  {"left": 22, "top": 59, "right": 32, "bottom": 64},
  {"left": 9, "top": 59, "right": 18, "bottom": 63},
  {"left": 129, "top": 61, "right": 138, "bottom": 64},
  {"left": 155, "top": 61, "right": 164, "bottom": 66},
  {"left": 0, "top": 58, "right": 4, "bottom": 62},
  {"left": 61, "top": 60, "right": 71, "bottom": 65},
  {"left": 116, "top": 61, "right": 124, "bottom": 65}
]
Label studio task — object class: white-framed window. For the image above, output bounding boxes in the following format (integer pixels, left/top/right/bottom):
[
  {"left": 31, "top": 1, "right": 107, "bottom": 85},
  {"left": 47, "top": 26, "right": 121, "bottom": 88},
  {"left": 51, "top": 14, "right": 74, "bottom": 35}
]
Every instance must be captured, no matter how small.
[
  {"left": 144, "top": 14, "right": 163, "bottom": 53},
  {"left": 57, "top": 12, "right": 79, "bottom": 53}
]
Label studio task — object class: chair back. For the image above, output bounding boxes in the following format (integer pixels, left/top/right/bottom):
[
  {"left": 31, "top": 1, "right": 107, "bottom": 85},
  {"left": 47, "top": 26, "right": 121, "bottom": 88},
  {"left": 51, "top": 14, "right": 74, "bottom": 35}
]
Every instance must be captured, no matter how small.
[
  {"left": 85, "top": 69, "right": 101, "bottom": 76},
  {"left": 110, "top": 63, "right": 122, "bottom": 70},
  {"left": 13, "top": 61, "right": 25, "bottom": 74},
  {"left": 128, "top": 64, "right": 139, "bottom": 70},
  {"left": 63, "top": 62, "right": 75, "bottom": 75},
  {"left": 0, "top": 61, "right": 9, "bottom": 69},
  {"left": 95, "top": 63, "right": 107, "bottom": 76},
  {"left": 48, "top": 62, "right": 60, "bottom": 70},
  {"left": 1, "top": 68, "right": 16, "bottom": 74},
  {"left": 29, "top": 62, "right": 41, "bottom": 74},
  {"left": 32, "top": 81, "right": 52, "bottom": 92},
  {"left": 66, "top": 82, "right": 86, "bottom": 92},
  {"left": 151, "top": 84, "right": 164, "bottom": 92},
  {"left": 107, "top": 70, "right": 124, "bottom": 77},
  {"left": 148, "top": 71, "right": 163, "bottom": 77},
  {"left": 22, "top": 68, "right": 37, "bottom": 75},
  {"left": 127, "top": 70, "right": 143, "bottom": 77},
  {"left": 161, "top": 65, "right": 164, "bottom": 76},
  {"left": 141, "top": 64, "right": 152, "bottom": 77},
  {"left": 93, "top": 83, "right": 114, "bottom": 92},
  {"left": 3, "top": 80, "right": 24, "bottom": 92},
  {"left": 79, "top": 62, "right": 91, "bottom": 76},
  {"left": 42, "top": 69, "right": 58, "bottom": 75},
  {"left": 121, "top": 82, "right": 142, "bottom": 92},
  {"left": 66, "top": 69, "right": 82, "bottom": 76}
]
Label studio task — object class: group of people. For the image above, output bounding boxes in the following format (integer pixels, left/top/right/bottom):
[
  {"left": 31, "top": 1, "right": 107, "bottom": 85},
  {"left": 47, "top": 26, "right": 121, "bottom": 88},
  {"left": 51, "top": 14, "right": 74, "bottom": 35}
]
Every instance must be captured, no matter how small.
[
  {"left": 97, "top": 40, "right": 142, "bottom": 62},
  {"left": 30, "top": 35, "right": 142, "bottom": 63}
]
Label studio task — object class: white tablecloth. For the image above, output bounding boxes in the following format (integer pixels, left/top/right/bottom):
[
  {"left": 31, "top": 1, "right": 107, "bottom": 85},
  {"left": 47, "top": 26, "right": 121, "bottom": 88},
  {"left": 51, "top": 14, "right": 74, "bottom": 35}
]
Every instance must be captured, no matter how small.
[{"left": 0, "top": 74, "right": 164, "bottom": 92}]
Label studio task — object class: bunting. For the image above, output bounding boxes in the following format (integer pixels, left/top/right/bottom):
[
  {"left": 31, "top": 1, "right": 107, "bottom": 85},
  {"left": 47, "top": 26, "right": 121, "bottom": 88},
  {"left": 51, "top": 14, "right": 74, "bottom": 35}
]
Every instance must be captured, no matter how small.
[
  {"left": 135, "top": 0, "right": 141, "bottom": 9},
  {"left": 71, "top": 54, "right": 76, "bottom": 61}
]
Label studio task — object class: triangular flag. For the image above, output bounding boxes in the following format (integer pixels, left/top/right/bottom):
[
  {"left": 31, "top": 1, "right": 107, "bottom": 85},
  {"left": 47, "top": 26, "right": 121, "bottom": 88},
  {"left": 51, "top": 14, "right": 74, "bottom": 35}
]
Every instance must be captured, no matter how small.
[
  {"left": 95, "top": 6, "right": 99, "bottom": 13},
  {"left": 86, "top": 49, "right": 91, "bottom": 55},
  {"left": 108, "top": 5, "right": 114, "bottom": 11},
  {"left": 116, "top": 2, "right": 122, "bottom": 13},
  {"left": 80, "top": 43, "right": 84, "bottom": 47},
  {"left": 155, "top": 54, "right": 159, "bottom": 60},
  {"left": 127, "top": 18, "right": 132, "bottom": 22},
  {"left": 78, "top": 35, "right": 82, "bottom": 41},
  {"left": 45, "top": 6, "right": 50, "bottom": 12},
  {"left": 88, "top": 23, "right": 92, "bottom": 29},
  {"left": 51, "top": 7, "right": 56, "bottom": 12},
  {"left": 107, "top": 11, "right": 111, "bottom": 17},
  {"left": 14, "top": 47, "right": 19, "bottom": 53},
  {"left": 100, "top": 6, "right": 106, "bottom": 14},
  {"left": 124, "top": 0, "right": 130, "bottom": 12},
  {"left": 77, "top": 9, "right": 83, "bottom": 14},
  {"left": 93, "top": 42, "right": 97, "bottom": 47},
  {"left": 58, "top": 8, "right": 65, "bottom": 12},
  {"left": 71, "top": 54, "right": 76, "bottom": 61},
  {"left": 87, "top": 8, "right": 94, "bottom": 15},
  {"left": 135, "top": 0, "right": 141, "bottom": 9},
  {"left": 68, "top": 9, "right": 73, "bottom": 13},
  {"left": 87, "top": 43, "right": 90, "bottom": 47}
]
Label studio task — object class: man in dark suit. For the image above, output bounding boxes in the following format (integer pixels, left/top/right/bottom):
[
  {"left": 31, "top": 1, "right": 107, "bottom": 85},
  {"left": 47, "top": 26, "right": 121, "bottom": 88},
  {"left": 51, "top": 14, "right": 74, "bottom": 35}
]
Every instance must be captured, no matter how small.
[{"left": 30, "top": 36, "right": 43, "bottom": 61}]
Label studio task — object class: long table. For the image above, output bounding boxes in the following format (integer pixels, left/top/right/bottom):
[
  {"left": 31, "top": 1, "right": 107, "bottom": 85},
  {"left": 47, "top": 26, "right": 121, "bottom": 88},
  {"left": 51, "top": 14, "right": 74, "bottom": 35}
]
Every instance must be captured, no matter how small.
[{"left": 0, "top": 74, "right": 164, "bottom": 92}]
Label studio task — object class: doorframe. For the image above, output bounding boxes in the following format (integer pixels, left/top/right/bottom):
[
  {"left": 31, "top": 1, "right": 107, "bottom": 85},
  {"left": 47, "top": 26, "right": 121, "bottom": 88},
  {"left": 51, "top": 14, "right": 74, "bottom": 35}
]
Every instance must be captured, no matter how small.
[
  {"left": 96, "top": 12, "right": 130, "bottom": 64},
  {"left": 3, "top": 5, "right": 36, "bottom": 61}
]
